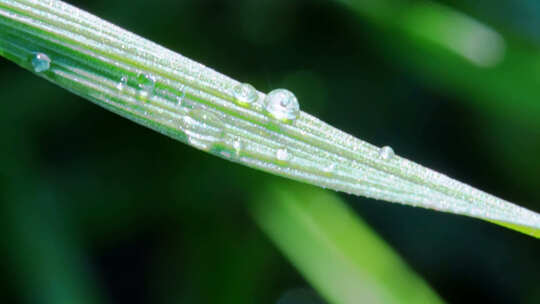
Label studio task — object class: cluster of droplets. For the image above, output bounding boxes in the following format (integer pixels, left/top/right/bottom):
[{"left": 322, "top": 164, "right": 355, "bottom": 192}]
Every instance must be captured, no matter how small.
[
  {"left": 232, "top": 84, "right": 300, "bottom": 123},
  {"left": 31, "top": 52, "right": 51, "bottom": 73},
  {"left": 27, "top": 51, "right": 302, "bottom": 168},
  {"left": 231, "top": 84, "right": 301, "bottom": 165}
]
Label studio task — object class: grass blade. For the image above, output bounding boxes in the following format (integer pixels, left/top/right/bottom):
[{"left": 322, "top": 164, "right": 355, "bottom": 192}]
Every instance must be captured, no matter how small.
[
  {"left": 0, "top": 0, "right": 538, "bottom": 237},
  {"left": 3, "top": 180, "right": 105, "bottom": 304},
  {"left": 250, "top": 179, "right": 445, "bottom": 304}
]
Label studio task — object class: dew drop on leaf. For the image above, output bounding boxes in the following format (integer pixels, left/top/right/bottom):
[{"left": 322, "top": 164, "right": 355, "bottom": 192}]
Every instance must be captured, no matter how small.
[
  {"left": 233, "top": 139, "right": 243, "bottom": 156},
  {"left": 232, "top": 83, "right": 258, "bottom": 105},
  {"left": 31, "top": 53, "right": 51, "bottom": 73},
  {"left": 276, "top": 148, "right": 291, "bottom": 163},
  {"left": 177, "top": 85, "right": 186, "bottom": 107},
  {"left": 137, "top": 73, "right": 156, "bottom": 99},
  {"left": 379, "top": 146, "right": 395, "bottom": 160},
  {"left": 265, "top": 89, "right": 300, "bottom": 122},
  {"left": 181, "top": 109, "right": 225, "bottom": 151},
  {"left": 116, "top": 75, "right": 128, "bottom": 90}
]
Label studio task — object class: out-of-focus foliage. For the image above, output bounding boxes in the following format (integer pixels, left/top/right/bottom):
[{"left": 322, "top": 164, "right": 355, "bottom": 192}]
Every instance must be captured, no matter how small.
[
  {"left": 0, "top": 0, "right": 539, "bottom": 304},
  {"left": 251, "top": 180, "right": 445, "bottom": 304}
]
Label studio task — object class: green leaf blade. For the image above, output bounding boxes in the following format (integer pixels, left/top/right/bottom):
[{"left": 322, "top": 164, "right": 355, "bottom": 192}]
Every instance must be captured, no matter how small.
[
  {"left": 0, "top": 0, "right": 538, "bottom": 237},
  {"left": 250, "top": 180, "right": 446, "bottom": 304}
]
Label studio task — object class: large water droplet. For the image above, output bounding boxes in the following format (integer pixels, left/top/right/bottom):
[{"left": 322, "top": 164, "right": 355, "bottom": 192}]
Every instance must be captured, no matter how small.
[
  {"left": 31, "top": 53, "right": 51, "bottom": 73},
  {"left": 276, "top": 148, "right": 291, "bottom": 163},
  {"left": 379, "top": 146, "right": 394, "bottom": 160},
  {"left": 137, "top": 73, "right": 156, "bottom": 98},
  {"left": 232, "top": 83, "right": 258, "bottom": 105},
  {"left": 181, "top": 109, "right": 225, "bottom": 151},
  {"left": 116, "top": 75, "right": 128, "bottom": 90},
  {"left": 264, "top": 89, "right": 300, "bottom": 122}
]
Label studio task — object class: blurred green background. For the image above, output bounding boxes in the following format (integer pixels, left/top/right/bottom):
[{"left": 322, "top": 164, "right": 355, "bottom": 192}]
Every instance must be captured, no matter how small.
[{"left": 1, "top": 0, "right": 539, "bottom": 303}]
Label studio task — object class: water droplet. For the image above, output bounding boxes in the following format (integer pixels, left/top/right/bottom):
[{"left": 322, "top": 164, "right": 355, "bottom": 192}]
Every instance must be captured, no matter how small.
[
  {"left": 31, "top": 53, "right": 51, "bottom": 73},
  {"left": 181, "top": 110, "right": 225, "bottom": 151},
  {"left": 116, "top": 75, "right": 128, "bottom": 90},
  {"left": 276, "top": 148, "right": 291, "bottom": 163},
  {"left": 233, "top": 140, "right": 243, "bottom": 156},
  {"left": 323, "top": 163, "right": 336, "bottom": 175},
  {"left": 232, "top": 83, "right": 258, "bottom": 105},
  {"left": 379, "top": 146, "right": 394, "bottom": 160},
  {"left": 264, "top": 89, "right": 300, "bottom": 122},
  {"left": 220, "top": 151, "right": 232, "bottom": 159},
  {"left": 137, "top": 73, "right": 156, "bottom": 98},
  {"left": 177, "top": 85, "right": 186, "bottom": 107}
]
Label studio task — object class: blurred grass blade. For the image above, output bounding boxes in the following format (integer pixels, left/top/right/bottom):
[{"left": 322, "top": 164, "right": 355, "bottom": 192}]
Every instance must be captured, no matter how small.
[
  {"left": 250, "top": 180, "right": 445, "bottom": 304},
  {"left": 0, "top": 0, "right": 539, "bottom": 237},
  {"left": 337, "top": 0, "right": 540, "bottom": 124},
  {"left": 3, "top": 179, "right": 105, "bottom": 304}
]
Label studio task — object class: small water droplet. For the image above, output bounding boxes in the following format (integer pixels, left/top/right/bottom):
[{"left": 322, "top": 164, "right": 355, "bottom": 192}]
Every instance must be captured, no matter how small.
[
  {"left": 276, "top": 148, "right": 291, "bottom": 163},
  {"left": 264, "top": 89, "right": 300, "bottom": 122},
  {"left": 323, "top": 163, "right": 336, "bottom": 175},
  {"left": 181, "top": 110, "right": 225, "bottom": 151},
  {"left": 232, "top": 83, "right": 258, "bottom": 105},
  {"left": 220, "top": 150, "right": 232, "bottom": 159},
  {"left": 116, "top": 75, "right": 128, "bottom": 90},
  {"left": 177, "top": 85, "right": 187, "bottom": 107},
  {"left": 137, "top": 73, "right": 156, "bottom": 98},
  {"left": 233, "top": 140, "right": 243, "bottom": 156},
  {"left": 379, "top": 146, "right": 394, "bottom": 160},
  {"left": 31, "top": 53, "right": 51, "bottom": 73}
]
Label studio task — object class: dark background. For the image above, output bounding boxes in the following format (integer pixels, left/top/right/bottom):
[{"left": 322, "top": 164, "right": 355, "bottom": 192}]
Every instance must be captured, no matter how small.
[{"left": 1, "top": 0, "right": 539, "bottom": 303}]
